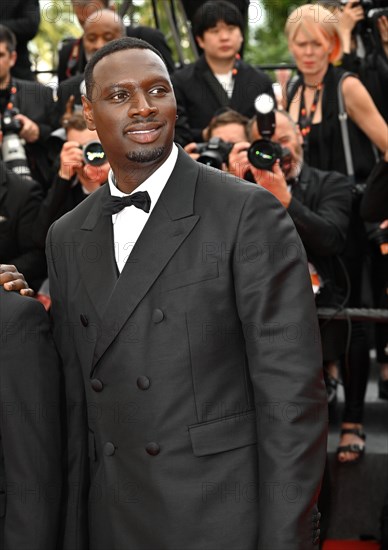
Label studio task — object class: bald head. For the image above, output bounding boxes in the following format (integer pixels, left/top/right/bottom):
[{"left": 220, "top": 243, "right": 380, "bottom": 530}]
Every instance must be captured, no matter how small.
[{"left": 83, "top": 9, "right": 126, "bottom": 59}]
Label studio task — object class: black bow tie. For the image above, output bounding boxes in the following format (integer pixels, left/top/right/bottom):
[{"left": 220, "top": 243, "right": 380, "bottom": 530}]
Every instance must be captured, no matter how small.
[{"left": 102, "top": 191, "right": 151, "bottom": 216}]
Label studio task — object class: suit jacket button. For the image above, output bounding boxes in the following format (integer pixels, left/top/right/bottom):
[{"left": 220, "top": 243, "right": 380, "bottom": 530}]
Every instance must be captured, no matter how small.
[
  {"left": 104, "top": 442, "right": 115, "bottom": 456},
  {"left": 146, "top": 442, "right": 160, "bottom": 456},
  {"left": 91, "top": 378, "right": 104, "bottom": 392},
  {"left": 152, "top": 309, "right": 164, "bottom": 323},
  {"left": 137, "top": 376, "right": 151, "bottom": 390},
  {"left": 80, "top": 314, "right": 88, "bottom": 327}
]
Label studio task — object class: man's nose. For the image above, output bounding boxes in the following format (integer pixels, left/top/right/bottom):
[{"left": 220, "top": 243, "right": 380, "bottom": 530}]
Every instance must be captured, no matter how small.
[{"left": 128, "top": 93, "right": 158, "bottom": 117}]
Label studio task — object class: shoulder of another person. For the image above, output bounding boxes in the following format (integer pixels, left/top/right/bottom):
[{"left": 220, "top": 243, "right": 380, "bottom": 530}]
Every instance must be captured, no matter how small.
[{"left": 0, "top": 288, "right": 46, "bottom": 325}]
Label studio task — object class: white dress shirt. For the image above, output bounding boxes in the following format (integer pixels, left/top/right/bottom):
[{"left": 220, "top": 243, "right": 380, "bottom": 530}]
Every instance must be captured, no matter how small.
[{"left": 107, "top": 144, "right": 178, "bottom": 273}]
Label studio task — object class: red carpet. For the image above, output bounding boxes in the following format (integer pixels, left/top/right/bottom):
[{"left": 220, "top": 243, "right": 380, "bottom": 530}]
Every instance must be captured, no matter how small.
[{"left": 323, "top": 541, "right": 380, "bottom": 549}]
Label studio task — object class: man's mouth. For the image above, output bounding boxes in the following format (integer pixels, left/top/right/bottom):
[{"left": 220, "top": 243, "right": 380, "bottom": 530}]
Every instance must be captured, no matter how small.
[{"left": 123, "top": 122, "right": 163, "bottom": 143}]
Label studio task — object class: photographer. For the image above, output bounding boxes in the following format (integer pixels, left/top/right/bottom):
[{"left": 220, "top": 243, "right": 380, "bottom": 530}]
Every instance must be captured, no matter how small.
[
  {"left": 0, "top": 25, "right": 55, "bottom": 189},
  {"left": 337, "top": 1, "right": 388, "bottom": 122},
  {"left": 229, "top": 102, "right": 353, "bottom": 360},
  {"left": 184, "top": 109, "right": 248, "bottom": 171},
  {"left": 34, "top": 111, "right": 110, "bottom": 248}
]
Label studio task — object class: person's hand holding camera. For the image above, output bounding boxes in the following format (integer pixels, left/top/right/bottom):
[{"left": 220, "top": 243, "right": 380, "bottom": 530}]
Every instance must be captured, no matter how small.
[
  {"left": 228, "top": 141, "right": 251, "bottom": 179},
  {"left": 58, "top": 140, "right": 84, "bottom": 181},
  {"left": 184, "top": 142, "right": 200, "bottom": 161},
  {"left": 339, "top": 1, "right": 365, "bottom": 54},
  {"left": 249, "top": 159, "right": 292, "bottom": 209},
  {"left": 14, "top": 113, "right": 40, "bottom": 143}
]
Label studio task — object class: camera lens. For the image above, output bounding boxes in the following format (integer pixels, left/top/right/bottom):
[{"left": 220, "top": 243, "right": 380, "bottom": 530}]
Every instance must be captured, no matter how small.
[
  {"left": 82, "top": 141, "right": 106, "bottom": 166},
  {"left": 248, "top": 140, "right": 279, "bottom": 170}
]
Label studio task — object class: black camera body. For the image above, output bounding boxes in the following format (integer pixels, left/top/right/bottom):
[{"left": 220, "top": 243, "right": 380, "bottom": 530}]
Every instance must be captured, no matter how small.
[
  {"left": 195, "top": 137, "right": 234, "bottom": 170},
  {"left": 0, "top": 108, "right": 31, "bottom": 178},
  {"left": 81, "top": 140, "right": 106, "bottom": 167},
  {"left": 247, "top": 94, "right": 292, "bottom": 171}
]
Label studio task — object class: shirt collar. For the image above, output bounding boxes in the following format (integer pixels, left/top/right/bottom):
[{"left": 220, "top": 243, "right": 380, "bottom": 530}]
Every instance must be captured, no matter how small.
[{"left": 108, "top": 143, "right": 178, "bottom": 214}]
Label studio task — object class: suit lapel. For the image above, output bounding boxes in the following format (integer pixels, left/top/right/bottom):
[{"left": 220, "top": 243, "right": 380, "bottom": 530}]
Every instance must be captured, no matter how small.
[
  {"left": 91, "top": 148, "right": 200, "bottom": 372},
  {"left": 75, "top": 183, "right": 118, "bottom": 320}
]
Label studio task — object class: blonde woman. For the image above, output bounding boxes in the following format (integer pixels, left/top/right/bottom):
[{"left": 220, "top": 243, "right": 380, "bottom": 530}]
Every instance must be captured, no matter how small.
[{"left": 285, "top": 3, "right": 388, "bottom": 465}]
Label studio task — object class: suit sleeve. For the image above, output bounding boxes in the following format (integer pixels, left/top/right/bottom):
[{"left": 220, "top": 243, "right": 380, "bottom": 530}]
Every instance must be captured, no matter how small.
[
  {"left": 46, "top": 223, "right": 89, "bottom": 550},
  {"left": 8, "top": 177, "right": 47, "bottom": 289},
  {"left": 0, "top": 294, "right": 62, "bottom": 550},
  {"left": 232, "top": 188, "right": 327, "bottom": 550},
  {"left": 360, "top": 159, "right": 388, "bottom": 221}
]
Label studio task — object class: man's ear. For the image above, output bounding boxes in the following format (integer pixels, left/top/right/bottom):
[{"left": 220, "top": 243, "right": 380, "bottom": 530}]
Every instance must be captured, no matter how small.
[
  {"left": 81, "top": 95, "right": 96, "bottom": 131},
  {"left": 9, "top": 51, "right": 17, "bottom": 69},
  {"left": 196, "top": 35, "right": 205, "bottom": 50}
]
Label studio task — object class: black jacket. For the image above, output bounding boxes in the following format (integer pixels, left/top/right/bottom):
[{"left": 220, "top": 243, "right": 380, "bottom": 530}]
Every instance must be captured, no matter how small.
[
  {"left": 5, "top": 78, "right": 55, "bottom": 188},
  {"left": 0, "top": 289, "right": 62, "bottom": 550},
  {"left": 288, "top": 164, "right": 352, "bottom": 306},
  {"left": 360, "top": 159, "right": 388, "bottom": 221},
  {"left": 0, "top": 0, "right": 40, "bottom": 81},
  {"left": 172, "top": 55, "right": 274, "bottom": 145},
  {"left": 0, "top": 162, "right": 46, "bottom": 291}
]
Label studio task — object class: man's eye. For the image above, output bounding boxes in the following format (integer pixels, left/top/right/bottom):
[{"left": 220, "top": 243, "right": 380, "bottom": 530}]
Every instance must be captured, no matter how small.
[
  {"left": 150, "top": 87, "right": 167, "bottom": 95},
  {"left": 110, "top": 91, "right": 129, "bottom": 101}
]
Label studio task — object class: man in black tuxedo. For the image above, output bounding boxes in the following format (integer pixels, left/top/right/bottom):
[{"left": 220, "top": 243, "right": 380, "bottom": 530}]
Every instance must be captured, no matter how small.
[
  {"left": 47, "top": 37, "right": 327, "bottom": 550},
  {"left": 0, "top": 288, "right": 62, "bottom": 549},
  {"left": 172, "top": 1, "right": 274, "bottom": 146}
]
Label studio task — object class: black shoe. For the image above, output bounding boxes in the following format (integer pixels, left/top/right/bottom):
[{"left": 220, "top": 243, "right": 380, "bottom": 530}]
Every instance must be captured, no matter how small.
[
  {"left": 336, "top": 428, "right": 366, "bottom": 465},
  {"left": 378, "top": 377, "right": 388, "bottom": 400}
]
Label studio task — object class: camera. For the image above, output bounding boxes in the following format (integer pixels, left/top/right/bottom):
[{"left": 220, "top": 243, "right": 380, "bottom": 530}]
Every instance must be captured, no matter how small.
[
  {"left": 195, "top": 137, "right": 234, "bottom": 170},
  {"left": 0, "top": 107, "right": 32, "bottom": 178},
  {"left": 247, "top": 94, "right": 292, "bottom": 171},
  {"left": 81, "top": 140, "right": 106, "bottom": 166},
  {"left": 341, "top": 0, "right": 388, "bottom": 54}
]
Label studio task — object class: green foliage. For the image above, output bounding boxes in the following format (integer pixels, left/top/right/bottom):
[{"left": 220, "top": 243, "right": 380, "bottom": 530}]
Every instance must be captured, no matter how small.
[
  {"left": 30, "top": 0, "right": 81, "bottom": 78},
  {"left": 29, "top": 0, "right": 308, "bottom": 77},
  {"left": 245, "top": 0, "right": 306, "bottom": 66}
]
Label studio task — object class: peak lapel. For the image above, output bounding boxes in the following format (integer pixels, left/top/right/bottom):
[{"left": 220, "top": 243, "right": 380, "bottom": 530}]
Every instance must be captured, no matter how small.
[
  {"left": 75, "top": 184, "right": 118, "bottom": 321},
  {"left": 91, "top": 149, "right": 200, "bottom": 371}
]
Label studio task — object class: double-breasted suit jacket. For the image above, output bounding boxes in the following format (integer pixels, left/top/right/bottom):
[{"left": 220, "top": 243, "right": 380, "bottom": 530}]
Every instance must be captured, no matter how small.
[
  {"left": 0, "top": 289, "right": 62, "bottom": 549},
  {"left": 47, "top": 148, "right": 327, "bottom": 550}
]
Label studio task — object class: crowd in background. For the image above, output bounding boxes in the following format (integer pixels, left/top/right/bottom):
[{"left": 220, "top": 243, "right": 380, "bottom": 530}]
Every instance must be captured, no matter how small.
[{"left": 1, "top": 0, "right": 388, "bottom": 546}]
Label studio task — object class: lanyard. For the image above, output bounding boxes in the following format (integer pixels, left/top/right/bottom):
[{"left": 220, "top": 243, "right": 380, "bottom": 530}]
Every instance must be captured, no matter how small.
[{"left": 298, "top": 82, "right": 322, "bottom": 138}]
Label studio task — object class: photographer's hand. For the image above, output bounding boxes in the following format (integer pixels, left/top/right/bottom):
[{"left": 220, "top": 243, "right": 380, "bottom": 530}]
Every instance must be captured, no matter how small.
[
  {"left": 249, "top": 160, "right": 291, "bottom": 208},
  {"left": 14, "top": 114, "right": 40, "bottom": 143},
  {"left": 339, "top": 2, "right": 365, "bottom": 54},
  {"left": 377, "top": 15, "right": 388, "bottom": 58},
  {"left": 184, "top": 142, "right": 200, "bottom": 161},
  {"left": 0, "top": 264, "right": 34, "bottom": 296},
  {"left": 58, "top": 140, "right": 84, "bottom": 181},
  {"left": 228, "top": 141, "right": 251, "bottom": 179}
]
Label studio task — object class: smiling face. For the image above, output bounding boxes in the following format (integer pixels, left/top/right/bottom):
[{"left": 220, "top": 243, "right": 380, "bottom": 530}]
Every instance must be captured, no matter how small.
[{"left": 82, "top": 47, "right": 176, "bottom": 191}]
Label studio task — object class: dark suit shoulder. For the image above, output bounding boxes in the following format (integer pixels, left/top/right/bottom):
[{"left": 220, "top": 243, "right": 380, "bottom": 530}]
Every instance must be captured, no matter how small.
[
  {"left": 0, "top": 163, "right": 42, "bottom": 200},
  {"left": 195, "top": 161, "right": 278, "bottom": 208},
  {"left": 0, "top": 288, "right": 47, "bottom": 327}
]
